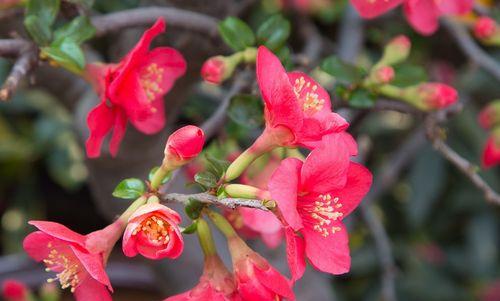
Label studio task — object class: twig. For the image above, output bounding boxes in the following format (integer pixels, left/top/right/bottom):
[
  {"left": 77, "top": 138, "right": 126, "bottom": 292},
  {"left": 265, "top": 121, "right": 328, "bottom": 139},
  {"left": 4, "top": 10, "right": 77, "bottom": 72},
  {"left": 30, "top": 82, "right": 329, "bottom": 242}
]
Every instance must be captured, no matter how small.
[
  {"left": 425, "top": 112, "right": 500, "bottom": 205},
  {"left": 337, "top": 4, "right": 364, "bottom": 63},
  {"left": 297, "top": 15, "right": 322, "bottom": 67},
  {"left": 0, "top": 46, "right": 38, "bottom": 101},
  {"left": 0, "top": 39, "right": 32, "bottom": 57},
  {"left": 91, "top": 7, "right": 219, "bottom": 37},
  {"left": 443, "top": 19, "right": 500, "bottom": 82},
  {"left": 160, "top": 192, "right": 269, "bottom": 211}
]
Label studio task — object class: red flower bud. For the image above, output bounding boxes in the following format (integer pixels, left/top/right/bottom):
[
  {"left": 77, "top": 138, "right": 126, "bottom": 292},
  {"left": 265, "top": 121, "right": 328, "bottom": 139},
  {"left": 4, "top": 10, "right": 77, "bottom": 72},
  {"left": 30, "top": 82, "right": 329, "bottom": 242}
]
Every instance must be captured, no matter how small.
[
  {"left": 201, "top": 56, "right": 227, "bottom": 85},
  {"left": 2, "top": 280, "right": 28, "bottom": 301},
  {"left": 474, "top": 17, "right": 497, "bottom": 39},
  {"left": 373, "top": 66, "right": 395, "bottom": 84},
  {"left": 482, "top": 128, "right": 500, "bottom": 169},
  {"left": 416, "top": 83, "right": 458, "bottom": 110},
  {"left": 164, "top": 125, "right": 205, "bottom": 167},
  {"left": 479, "top": 100, "right": 500, "bottom": 129},
  {"left": 378, "top": 35, "right": 411, "bottom": 66}
]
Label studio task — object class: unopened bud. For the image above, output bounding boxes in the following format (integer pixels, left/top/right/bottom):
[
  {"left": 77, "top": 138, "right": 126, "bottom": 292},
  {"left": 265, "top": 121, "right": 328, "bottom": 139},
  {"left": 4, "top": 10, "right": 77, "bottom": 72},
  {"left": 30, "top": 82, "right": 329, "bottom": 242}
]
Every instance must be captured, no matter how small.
[
  {"left": 370, "top": 66, "right": 395, "bottom": 85},
  {"left": 404, "top": 83, "right": 458, "bottom": 111},
  {"left": 482, "top": 127, "right": 500, "bottom": 168},
  {"left": 479, "top": 100, "right": 500, "bottom": 129},
  {"left": 2, "top": 280, "right": 29, "bottom": 301},
  {"left": 201, "top": 56, "right": 229, "bottom": 85},
  {"left": 376, "top": 35, "right": 411, "bottom": 67},
  {"left": 163, "top": 125, "right": 205, "bottom": 168},
  {"left": 474, "top": 17, "right": 497, "bottom": 39}
]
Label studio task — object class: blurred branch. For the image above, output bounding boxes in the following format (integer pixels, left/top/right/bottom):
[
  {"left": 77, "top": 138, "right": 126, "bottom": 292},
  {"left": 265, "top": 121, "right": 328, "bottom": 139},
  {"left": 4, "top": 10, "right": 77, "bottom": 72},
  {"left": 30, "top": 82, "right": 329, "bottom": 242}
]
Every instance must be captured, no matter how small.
[
  {"left": 91, "top": 7, "right": 219, "bottom": 37},
  {"left": 425, "top": 107, "right": 500, "bottom": 205},
  {"left": 337, "top": 4, "right": 364, "bottom": 63},
  {"left": 161, "top": 192, "right": 269, "bottom": 211},
  {"left": 0, "top": 44, "right": 37, "bottom": 101},
  {"left": 444, "top": 19, "right": 500, "bottom": 82},
  {"left": 0, "top": 39, "right": 32, "bottom": 57}
]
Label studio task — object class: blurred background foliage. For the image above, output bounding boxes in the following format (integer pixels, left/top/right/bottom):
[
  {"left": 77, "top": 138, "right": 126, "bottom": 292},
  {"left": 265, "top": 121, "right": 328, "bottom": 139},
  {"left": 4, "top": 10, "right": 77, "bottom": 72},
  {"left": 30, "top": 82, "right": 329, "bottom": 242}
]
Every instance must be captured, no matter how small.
[{"left": 1, "top": 0, "right": 500, "bottom": 300}]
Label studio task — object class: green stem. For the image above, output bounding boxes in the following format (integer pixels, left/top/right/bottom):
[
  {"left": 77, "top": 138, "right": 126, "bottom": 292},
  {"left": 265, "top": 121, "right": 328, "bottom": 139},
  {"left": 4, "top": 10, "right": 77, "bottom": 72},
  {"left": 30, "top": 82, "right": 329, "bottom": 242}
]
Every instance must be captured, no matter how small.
[
  {"left": 150, "top": 166, "right": 171, "bottom": 190},
  {"left": 206, "top": 209, "right": 237, "bottom": 238},
  {"left": 196, "top": 219, "right": 217, "bottom": 256},
  {"left": 118, "top": 196, "right": 147, "bottom": 223}
]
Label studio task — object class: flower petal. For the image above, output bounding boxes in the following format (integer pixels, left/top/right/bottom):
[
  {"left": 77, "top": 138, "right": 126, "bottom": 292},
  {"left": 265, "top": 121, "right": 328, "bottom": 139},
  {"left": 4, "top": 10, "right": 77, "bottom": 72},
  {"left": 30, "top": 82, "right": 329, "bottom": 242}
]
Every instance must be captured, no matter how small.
[
  {"left": 298, "top": 112, "right": 349, "bottom": 149},
  {"left": 284, "top": 227, "right": 306, "bottom": 282},
  {"left": 28, "top": 221, "right": 86, "bottom": 246},
  {"left": 109, "top": 108, "right": 128, "bottom": 157},
  {"left": 404, "top": 0, "right": 441, "bottom": 35},
  {"left": 128, "top": 96, "right": 166, "bottom": 134},
  {"left": 239, "top": 207, "right": 282, "bottom": 234},
  {"left": 85, "top": 102, "right": 115, "bottom": 158},
  {"left": 23, "top": 231, "right": 53, "bottom": 261},
  {"left": 269, "top": 158, "right": 303, "bottom": 231},
  {"left": 482, "top": 136, "right": 500, "bottom": 168},
  {"left": 302, "top": 222, "right": 351, "bottom": 275},
  {"left": 74, "top": 277, "right": 113, "bottom": 301},
  {"left": 436, "top": 0, "right": 472, "bottom": 15},
  {"left": 351, "top": 0, "right": 404, "bottom": 19},
  {"left": 254, "top": 264, "right": 295, "bottom": 301},
  {"left": 287, "top": 71, "right": 331, "bottom": 115},
  {"left": 71, "top": 246, "right": 112, "bottom": 291}
]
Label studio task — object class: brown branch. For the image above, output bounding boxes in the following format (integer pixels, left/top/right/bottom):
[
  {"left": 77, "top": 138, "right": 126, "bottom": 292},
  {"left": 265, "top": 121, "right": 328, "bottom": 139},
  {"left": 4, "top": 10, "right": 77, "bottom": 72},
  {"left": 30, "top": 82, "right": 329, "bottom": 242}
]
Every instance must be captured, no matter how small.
[
  {"left": 0, "top": 46, "right": 38, "bottom": 101},
  {"left": 444, "top": 19, "right": 500, "bottom": 82},
  {"left": 91, "top": 6, "right": 219, "bottom": 37},
  {"left": 160, "top": 192, "right": 270, "bottom": 211},
  {"left": 0, "top": 39, "right": 32, "bottom": 57}
]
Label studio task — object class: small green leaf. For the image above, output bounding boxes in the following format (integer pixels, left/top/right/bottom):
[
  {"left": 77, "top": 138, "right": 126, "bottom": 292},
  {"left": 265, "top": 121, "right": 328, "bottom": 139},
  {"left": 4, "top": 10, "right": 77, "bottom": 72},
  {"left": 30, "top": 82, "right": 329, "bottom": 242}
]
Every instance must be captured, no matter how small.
[
  {"left": 185, "top": 199, "right": 204, "bottom": 220},
  {"left": 182, "top": 221, "right": 198, "bottom": 234},
  {"left": 392, "top": 64, "right": 428, "bottom": 88},
  {"left": 256, "top": 14, "right": 291, "bottom": 51},
  {"left": 218, "top": 17, "right": 255, "bottom": 51},
  {"left": 42, "top": 41, "right": 85, "bottom": 74},
  {"left": 349, "top": 89, "right": 376, "bottom": 108},
  {"left": 148, "top": 166, "right": 171, "bottom": 184},
  {"left": 227, "top": 94, "right": 264, "bottom": 129},
  {"left": 205, "top": 154, "right": 230, "bottom": 178},
  {"left": 321, "top": 56, "right": 364, "bottom": 83},
  {"left": 24, "top": 15, "right": 52, "bottom": 45},
  {"left": 53, "top": 16, "right": 96, "bottom": 45},
  {"left": 112, "top": 178, "right": 146, "bottom": 199},
  {"left": 26, "top": 0, "right": 60, "bottom": 27},
  {"left": 194, "top": 171, "right": 218, "bottom": 188}
]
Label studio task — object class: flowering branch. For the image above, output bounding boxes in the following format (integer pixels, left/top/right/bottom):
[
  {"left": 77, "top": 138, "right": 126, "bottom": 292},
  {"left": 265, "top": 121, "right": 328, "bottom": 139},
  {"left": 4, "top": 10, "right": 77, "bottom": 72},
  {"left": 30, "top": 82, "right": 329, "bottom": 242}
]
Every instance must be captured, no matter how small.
[
  {"left": 91, "top": 6, "right": 219, "bottom": 37},
  {"left": 160, "top": 192, "right": 270, "bottom": 211},
  {"left": 444, "top": 19, "right": 500, "bottom": 82}
]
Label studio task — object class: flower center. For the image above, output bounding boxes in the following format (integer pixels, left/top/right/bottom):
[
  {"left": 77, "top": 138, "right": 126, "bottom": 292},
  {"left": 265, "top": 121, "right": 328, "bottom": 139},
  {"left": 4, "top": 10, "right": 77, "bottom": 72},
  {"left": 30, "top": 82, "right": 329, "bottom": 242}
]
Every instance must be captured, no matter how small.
[
  {"left": 306, "top": 194, "right": 343, "bottom": 237},
  {"left": 133, "top": 215, "right": 170, "bottom": 244},
  {"left": 139, "top": 63, "right": 164, "bottom": 103},
  {"left": 43, "top": 242, "right": 81, "bottom": 293},
  {"left": 293, "top": 76, "right": 325, "bottom": 114}
]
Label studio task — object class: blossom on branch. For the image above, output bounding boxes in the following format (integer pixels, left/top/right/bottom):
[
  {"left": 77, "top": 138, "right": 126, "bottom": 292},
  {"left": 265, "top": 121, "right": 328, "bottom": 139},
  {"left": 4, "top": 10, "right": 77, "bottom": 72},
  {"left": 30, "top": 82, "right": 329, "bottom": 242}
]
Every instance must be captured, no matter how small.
[
  {"left": 164, "top": 125, "right": 205, "bottom": 168},
  {"left": 351, "top": 0, "right": 473, "bottom": 35},
  {"left": 85, "top": 18, "right": 187, "bottom": 158},
  {"left": 2, "top": 280, "right": 29, "bottom": 301},
  {"left": 268, "top": 134, "right": 372, "bottom": 280},
  {"left": 123, "top": 203, "right": 184, "bottom": 260},
  {"left": 23, "top": 220, "right": 124, "bottom": 301}
]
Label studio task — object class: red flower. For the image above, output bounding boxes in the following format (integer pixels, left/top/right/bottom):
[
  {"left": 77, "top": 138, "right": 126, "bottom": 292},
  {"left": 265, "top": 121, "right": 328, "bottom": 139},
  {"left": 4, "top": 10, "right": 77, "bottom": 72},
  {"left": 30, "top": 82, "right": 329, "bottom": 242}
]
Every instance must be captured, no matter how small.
[
  {"left": 351, "top": 0, "right": 473, "bottom": 35},
  {"left": 2, "top": 280, "right": 28, "bottom": 301},
  {"left": 164, "top": 255, "right": 241, "bottom": 301},
  {"left": 201, "top": 56, "right": 226, "bottom": 85},
  {"left": 85, "top": 18, "right": 187, "bottom": 158},
  {"left": 268, "top": 134, "right": 372, "bottom": 279},
  {"left": 23, "top": 220, "right": 124, "bottom": 300},
  {"left": 482, "top": 132, "right": 500, "bottom": 168},
  {"left": 123, "top": 203, "right": 184, "bottom": 260},
  {"left": 228, "top": 236, "right": 295, "bottom": 301},
  {"left": 474, "top": 17, "right": 497, "bottom": 39},
  {"left": 164, "top": 125, "right": 205, "bottom": 167}
]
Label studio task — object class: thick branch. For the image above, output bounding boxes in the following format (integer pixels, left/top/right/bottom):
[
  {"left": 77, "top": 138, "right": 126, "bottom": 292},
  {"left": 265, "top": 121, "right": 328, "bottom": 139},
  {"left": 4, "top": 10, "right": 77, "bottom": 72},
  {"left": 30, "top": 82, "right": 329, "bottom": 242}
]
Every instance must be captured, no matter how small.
[
  {"left": 0, "top": 46, "right": 38, "bottom": 101},
  {"left": 161, "top": 192, "right": 269, "bottom": 211},
  {"left": 91, "top": 7, "right": 219, "bottom": 37},
  {"left": 0, "top": 39, "right": 32, "bottom": 57},
  {"left": 444, "top": 19, "right": 500, "bottom": 82}
]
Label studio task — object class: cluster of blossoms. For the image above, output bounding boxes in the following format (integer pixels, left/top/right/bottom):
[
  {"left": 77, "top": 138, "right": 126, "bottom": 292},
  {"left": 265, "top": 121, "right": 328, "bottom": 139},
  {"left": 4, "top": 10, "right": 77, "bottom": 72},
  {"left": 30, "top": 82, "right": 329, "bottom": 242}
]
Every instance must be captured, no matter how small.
[{"left": 479, "top": 100, "right": 500, "bottom": 168}]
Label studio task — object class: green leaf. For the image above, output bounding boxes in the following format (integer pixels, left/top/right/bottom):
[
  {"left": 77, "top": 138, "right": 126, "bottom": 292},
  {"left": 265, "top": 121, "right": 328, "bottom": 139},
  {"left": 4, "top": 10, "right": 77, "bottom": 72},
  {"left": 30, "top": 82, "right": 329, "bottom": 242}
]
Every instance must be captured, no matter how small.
[
  {"left": 321, "top": 56, "right": 364, "bottom": 83},
  {"left": 182, "top": 220, "right": 198, "bottom": 234},
  {"left": 256, "top": 15, "right": 291, "bottom": 51},
  {"left": 148, "top": 166, "right": 171, "bottom": 184},
  {"left": 205, "top": 154, "right": 230, "bottom": 178},
  {"left": 42, "top": 41, "right": 85, "bottom": 74},
  {"left": 112, "top": 178, "right": 146, "bottom": 199},
  {"left": 185, "top": 198, "right": 204, "bottom": 220},
  {"left": 53, "top": 16, "right": 96, "bottom": 45},
  {"left": 194, "top": 171, "right": 218, "bottom": 189},
  {"left": 26, "top": 0, "right": 60, "bottom": 27},
  {"left": 218, "top": 17, "right": 255, "bottom": 51},
  {"left": 24, "top": 15, "right": 52, "bottom": 45},
  {"left": 227, "top": 94, "right": 264, "bottom": 129},
  {"left": 349, "top": 89, "right": 376, "bottom": 108},
  {"left": 392, "top": 64, "right": 428, "bottom": 88}
]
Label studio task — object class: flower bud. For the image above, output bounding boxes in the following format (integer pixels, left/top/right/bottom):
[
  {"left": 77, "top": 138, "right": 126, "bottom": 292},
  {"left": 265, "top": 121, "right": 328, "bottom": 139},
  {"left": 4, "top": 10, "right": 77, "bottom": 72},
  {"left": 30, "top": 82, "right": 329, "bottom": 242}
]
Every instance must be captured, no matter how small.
[
  {"left": 474, "top": 17, "right": 497, "bottom": 39},
  {"left": 163, "top": 125, "right": 205, "bottom": 168},
  {"left": 377, "top": 35, "right": 411, "bottom": 67},
  {"left": 482, "top": 127, "right": 500, "bottom": 168},
  {"left": 405, "top": 83, "right": 458, "bottom": 110},
  {"left": 201, "top": 54, "right": 240, "bottom": 85},
  {"left": 2, "top": 280, "right": 29, "bottom": 301},
  {"left": 369, "top": 65, "right": 395, "bottom": 85},
  {"left": 479, "top": 100, "right": 500, "bottom": 129}
]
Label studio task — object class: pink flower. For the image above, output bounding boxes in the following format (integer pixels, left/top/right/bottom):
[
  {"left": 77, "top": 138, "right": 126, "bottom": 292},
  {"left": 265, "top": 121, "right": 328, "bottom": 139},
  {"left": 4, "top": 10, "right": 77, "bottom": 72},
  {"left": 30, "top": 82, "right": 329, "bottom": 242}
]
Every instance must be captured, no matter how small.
[
  {"left": 474, "top": 17, "right": 497, "bottom": 39},
  {"left": 479, "top": 101, "right": 500, "bottom": 129},
  {"left": 201, "top": 56, "right": 226, "bottom": 85},
  {"left": 123, "top": 203, "right": 184, "bottom": 260},
  {"left": 23, "top": 220, "right": 124, "bottom": 300},
  {"left": 228, "top": 236, "right": 295, "bottom": 301},
  {"left": 165, "top": 255, "right": 241, "bottom": 301},
  {"left": 268, "top": 134, "right": 372, "bottom": 279},
  {"left": 482, "top": 133, "right": 500, "bottom": 168},
  {"left": 164, "top": 125, "right": 205, "bottom": 167},
  {"left": 351, "top": 0, "right": 473, "bottom": 35},
  {"left": 85, "top": 18, "right": 187, "bottom": 158},
  {"left": 2, "top": 280, "right": 28, "bottom": 301}
]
